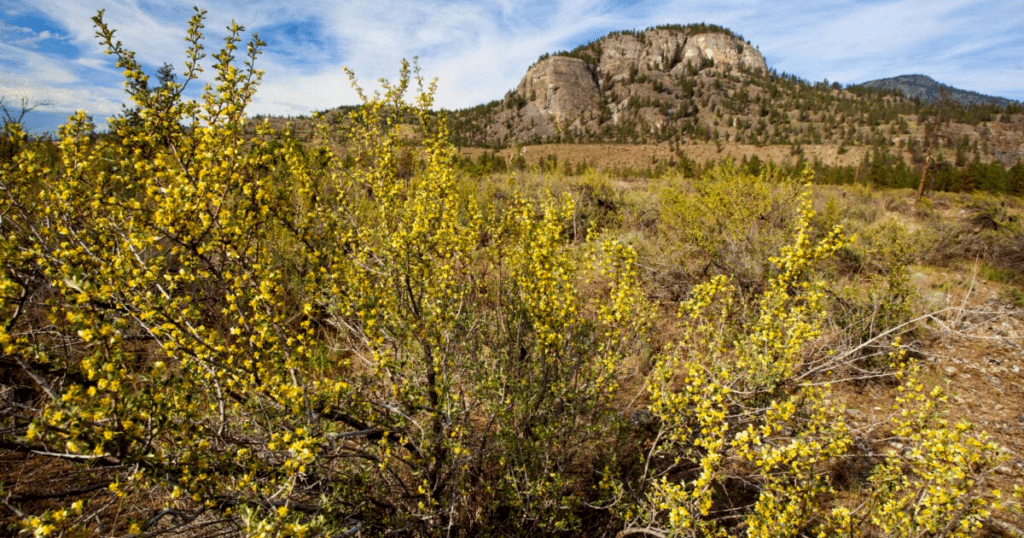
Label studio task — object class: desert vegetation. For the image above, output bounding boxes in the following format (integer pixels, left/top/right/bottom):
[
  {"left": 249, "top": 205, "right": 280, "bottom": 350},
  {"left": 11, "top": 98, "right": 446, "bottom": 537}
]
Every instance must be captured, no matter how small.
[{"left": 2, "top": 11, "right": 1023, "bottom": 538}]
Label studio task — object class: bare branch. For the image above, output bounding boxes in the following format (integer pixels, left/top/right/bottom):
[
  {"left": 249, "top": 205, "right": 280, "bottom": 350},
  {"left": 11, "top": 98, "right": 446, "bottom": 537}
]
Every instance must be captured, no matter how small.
[{"left": 1, "top": 95, "right": 53, "bottom": 127}]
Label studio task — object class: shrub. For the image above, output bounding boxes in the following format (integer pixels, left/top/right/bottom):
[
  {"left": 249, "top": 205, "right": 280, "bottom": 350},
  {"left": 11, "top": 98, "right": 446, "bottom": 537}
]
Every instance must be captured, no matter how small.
[
  {"left": 836, "top": 217, "right": 919, "bottom": 349},
  {"left": 649, "top": 160, "right": 801, "bottom": 298},
  {"left": 1, "top": 10, "right": 651, "bottom": 537},
  {"left": 620, "top": 195, "right": 1004, "bottom": 538}
]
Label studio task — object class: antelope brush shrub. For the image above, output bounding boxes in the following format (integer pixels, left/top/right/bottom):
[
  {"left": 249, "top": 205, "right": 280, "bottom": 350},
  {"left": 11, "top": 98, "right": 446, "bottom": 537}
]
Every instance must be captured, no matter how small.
[
  {"left": 620, "top": 194, "right": 1006, "bottom": 538},
  {"left": 0, "top": 10, "right": 1009, "bottom": 538},
  {"left": 1, "top": 10, "right": 649, "bottom": 537},
  {"left": 650, "top": 161, "right": 801, "bottom": 300}
]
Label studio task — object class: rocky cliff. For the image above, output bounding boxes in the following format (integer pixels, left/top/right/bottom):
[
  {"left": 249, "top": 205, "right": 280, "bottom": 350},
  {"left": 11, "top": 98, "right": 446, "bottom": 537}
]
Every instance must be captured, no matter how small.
[
  {"left": 596, "top": 29, "right": 766, "bottom": 81},
  {"left": 476, "top": 25, "right": 767, "bottom": 144},
  {"left": 514, "top": 56, "right": 602, "bottom": 139}
]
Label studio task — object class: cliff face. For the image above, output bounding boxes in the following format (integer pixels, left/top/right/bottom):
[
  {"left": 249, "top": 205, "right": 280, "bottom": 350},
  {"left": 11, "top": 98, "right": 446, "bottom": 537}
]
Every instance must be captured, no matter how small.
[
  {"left": 598, "top": 30, "right": 766, "bottom": 80},
  {"left": 514, "top": 56, "right": 602, "bottom": 138},
  {"left": 483, "top": 26, "right": 768, "bottom": 143},
  {"left": 680, "top": 33, "right": 766, "bottom": 73}
]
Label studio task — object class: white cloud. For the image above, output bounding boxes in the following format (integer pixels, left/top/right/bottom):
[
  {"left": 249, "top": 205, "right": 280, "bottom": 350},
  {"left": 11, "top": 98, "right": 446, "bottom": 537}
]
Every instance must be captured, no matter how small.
[
  {"left": 3, "top": 0, "right": 1021, "bottom": 120},
  {"left": 1, "top": 44, "right": 77, "bottom": 85},
  {"left": 0, "top": 39, "right": 125, "bottom": 114},
  {"left": 280, "top": 0, "right": 629, "bottom": 109},
  {"left": 73, "top": 57, "right": 108, "bottom": 70},
  {"left": 0, "top": 21, "right": 65, "bottom": 48}
]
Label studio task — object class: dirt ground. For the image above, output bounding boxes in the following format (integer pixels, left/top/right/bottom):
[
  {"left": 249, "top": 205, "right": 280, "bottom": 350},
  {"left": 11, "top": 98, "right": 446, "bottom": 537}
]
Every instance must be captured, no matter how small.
[
  {"left": 922, "top": 278, "right": 1024, "bottom": 530},
  {"left": 833, "top": 268, "right": 1024, "bottom": 534}
]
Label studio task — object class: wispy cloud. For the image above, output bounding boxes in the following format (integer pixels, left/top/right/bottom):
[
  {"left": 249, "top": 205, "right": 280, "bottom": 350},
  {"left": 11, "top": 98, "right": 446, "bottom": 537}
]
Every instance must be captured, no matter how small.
[{"left": 1, "top": 0, "right": 1020, "bottom": 128}]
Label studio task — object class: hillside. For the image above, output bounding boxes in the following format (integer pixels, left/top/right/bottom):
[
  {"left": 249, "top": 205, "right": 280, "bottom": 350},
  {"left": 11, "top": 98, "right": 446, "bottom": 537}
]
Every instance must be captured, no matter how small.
[
  {"left": 857, "top": 74, "right": 1019, "bottom": 108},
  {"left": 442, "top": 25, "right": 1024, "bottom": 171}
]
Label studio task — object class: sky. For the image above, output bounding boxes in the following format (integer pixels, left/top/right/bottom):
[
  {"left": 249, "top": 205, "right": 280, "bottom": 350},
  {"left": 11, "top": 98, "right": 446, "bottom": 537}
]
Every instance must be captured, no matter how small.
[{"left": 2, "top": 0, "right": 1022, "bottom": 134}]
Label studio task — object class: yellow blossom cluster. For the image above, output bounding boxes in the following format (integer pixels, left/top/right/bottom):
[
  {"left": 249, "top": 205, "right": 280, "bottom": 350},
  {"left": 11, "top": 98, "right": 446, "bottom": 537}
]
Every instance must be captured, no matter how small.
[
  {"left": 2, "top": 10, "right": 654, "bottom": 537},
  {"left": 628, "top": 179, "right": 1005, "bottom": 538}
]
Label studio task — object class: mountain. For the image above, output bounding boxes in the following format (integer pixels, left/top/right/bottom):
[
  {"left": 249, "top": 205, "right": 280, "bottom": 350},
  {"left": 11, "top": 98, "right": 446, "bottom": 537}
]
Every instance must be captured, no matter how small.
[
  {"left": 442, "top": 24, "right": 1023, "bottom": 168},
  {"left": 450, "top": 24, "right": 948, "bottom": 150},
  {"left": 855, "top": 74, "right": 1017, "bottom": 108},
  {"left": 449, "top": 24, "right": 772, "bottom": 147}
]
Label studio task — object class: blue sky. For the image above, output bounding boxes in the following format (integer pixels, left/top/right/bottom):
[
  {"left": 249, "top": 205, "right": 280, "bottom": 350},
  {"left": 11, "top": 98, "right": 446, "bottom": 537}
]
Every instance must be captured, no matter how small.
[{"left": 2, "top": 0, "right": 1022, "bottom": 134}]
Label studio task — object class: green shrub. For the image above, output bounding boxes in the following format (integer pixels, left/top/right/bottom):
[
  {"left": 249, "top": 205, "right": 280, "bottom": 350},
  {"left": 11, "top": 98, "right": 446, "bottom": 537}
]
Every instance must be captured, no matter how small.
[
  {"left": 648, "top": 160, "right": 801, "bottom": 298},
  {"left": 837, "top": 218, "right": 919, "bottom": 348},
  {"left": 0, "top": 10, "right": 655, "bottom": 537}
]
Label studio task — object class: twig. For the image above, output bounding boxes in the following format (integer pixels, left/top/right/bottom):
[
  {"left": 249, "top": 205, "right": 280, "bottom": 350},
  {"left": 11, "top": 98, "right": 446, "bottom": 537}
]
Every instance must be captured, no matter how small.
[
  {"left": 7, "top": 481, "right": 110, "bottom": 502},
  {"left": 617, "top": 527, "right": 669, "bottom": 538}
]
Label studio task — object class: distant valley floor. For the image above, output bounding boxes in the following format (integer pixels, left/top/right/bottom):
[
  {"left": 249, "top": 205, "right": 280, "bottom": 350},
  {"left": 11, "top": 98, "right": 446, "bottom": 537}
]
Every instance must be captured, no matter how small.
[{"left": 463, "top": 142, "right": 894, "bottom": 172}]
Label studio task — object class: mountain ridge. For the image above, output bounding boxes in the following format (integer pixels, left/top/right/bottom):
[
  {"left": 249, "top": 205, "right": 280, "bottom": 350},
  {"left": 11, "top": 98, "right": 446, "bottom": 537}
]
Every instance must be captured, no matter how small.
[
  {"left": 438, "top": 24, "right": 1023, "bottom": 168},
  {"left": 855, "top": 74, "right": 1017, "bottom": 108}
]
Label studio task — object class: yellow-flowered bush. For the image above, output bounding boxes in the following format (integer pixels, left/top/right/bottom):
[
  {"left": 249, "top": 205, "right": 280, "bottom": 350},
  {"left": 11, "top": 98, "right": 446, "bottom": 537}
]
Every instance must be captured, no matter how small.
[
  {"left": 654, "top": 160, "right": 801, "bottom": 296},
  {"left": 623, "top": 192, "right": 1005, "bottom": 538},
  {"left": 0, "top": 9, "right": 1011, "bottom": 538},
  {"left": 1, "top": 9, "right": 649, "bottom": 537},
  {"left": 841, "top": 359, "right": 1005, "bottom": 538}
]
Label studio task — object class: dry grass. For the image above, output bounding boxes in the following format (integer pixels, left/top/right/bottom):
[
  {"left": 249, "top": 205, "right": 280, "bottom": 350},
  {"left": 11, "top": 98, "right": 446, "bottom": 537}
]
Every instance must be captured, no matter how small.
[{"left": 460, "top": 142, "right": 873, "bottom": 171}]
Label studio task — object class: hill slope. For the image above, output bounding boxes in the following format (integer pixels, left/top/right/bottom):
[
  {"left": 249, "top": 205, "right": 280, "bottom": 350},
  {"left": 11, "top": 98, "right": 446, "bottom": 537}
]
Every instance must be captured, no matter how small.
[
  {"left": 856, "top": 74, "right": 1018, "bottom": 108},
  {"left": 441, "top": 25, "right": 1023, "bottom": 169}
]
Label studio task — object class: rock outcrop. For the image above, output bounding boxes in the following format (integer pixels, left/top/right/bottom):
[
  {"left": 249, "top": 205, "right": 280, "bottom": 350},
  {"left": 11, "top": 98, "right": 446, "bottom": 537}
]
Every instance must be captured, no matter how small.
[
  {"left": 679, "top": 33, "right": 766, "bottom": 73},
  {"left": 515, "top": 56, "right": 601, "bottom": 137},
  {"left": 483, "top": 25, "right": 768, "bottom": 144},
  {"left": 598, "top": 29, "right": 766, "bottom": 80}
]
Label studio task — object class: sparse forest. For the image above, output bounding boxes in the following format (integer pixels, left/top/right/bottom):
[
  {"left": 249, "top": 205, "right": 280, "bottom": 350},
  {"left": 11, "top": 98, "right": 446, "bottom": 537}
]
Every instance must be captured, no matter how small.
[{"left": 2, "top": 10, "right": 1024, "bottom": 538}]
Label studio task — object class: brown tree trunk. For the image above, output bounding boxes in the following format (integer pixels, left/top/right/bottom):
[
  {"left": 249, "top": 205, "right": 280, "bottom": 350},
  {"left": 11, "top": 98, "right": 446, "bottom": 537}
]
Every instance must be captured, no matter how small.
[{"left": 916, "top": 155, "right": 932, "bottom": 203}]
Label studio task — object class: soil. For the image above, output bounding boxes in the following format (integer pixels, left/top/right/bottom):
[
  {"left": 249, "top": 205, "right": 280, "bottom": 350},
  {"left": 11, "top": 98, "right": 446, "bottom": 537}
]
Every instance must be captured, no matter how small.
[
  {"left": 835, "top": 270, "right": 1024, "bottom": 533},
  {"left": 923, "top": 282, "right": 1024, "bottom": 521}
]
